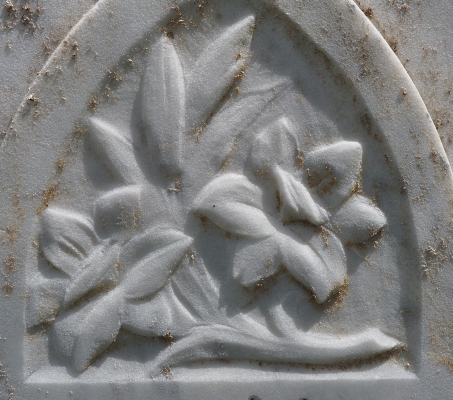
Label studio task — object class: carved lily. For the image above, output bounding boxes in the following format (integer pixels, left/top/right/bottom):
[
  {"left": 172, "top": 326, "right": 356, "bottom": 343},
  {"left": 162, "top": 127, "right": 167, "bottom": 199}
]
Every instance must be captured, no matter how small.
[
  {"left": 195, "top": 118, "right": 386, "bottom": 303},
  {"left": 29, "top": 15, "right": 401, "bottom": 375},
  {"left": 32, "top": 119, "right": 195, "bottom": 372},
  {"left": 35, "top": 191, "right": 192, "bottom": 371}
]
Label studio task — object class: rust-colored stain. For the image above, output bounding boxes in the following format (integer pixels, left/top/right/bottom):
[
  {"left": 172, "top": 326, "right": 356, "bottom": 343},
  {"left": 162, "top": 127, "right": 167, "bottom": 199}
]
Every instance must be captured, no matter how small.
[{"left": 35, "top": 182, "right": 60, "bottom": 214}]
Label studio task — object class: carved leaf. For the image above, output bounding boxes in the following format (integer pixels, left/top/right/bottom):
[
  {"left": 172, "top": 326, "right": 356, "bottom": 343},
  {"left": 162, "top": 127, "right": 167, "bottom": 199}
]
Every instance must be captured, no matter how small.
[
  {"left": 120, "top": 227, "right": 193, "bottom": 299},
  {"left": 232, "top": 236, "right": 280, "bottom": 287},
  {"left": 273, "top": 165, "right": 328, "bottom": 225},
  {"left": 93, "top": 185, "right": 142, "bottom": 239},
  {"left": 64, "top": 244, "right": 120, "bottom": 307},
  {"left": 142, "top": 36, "right": 185, "bottom": 174},
  {"left": 40, "top": 208, "right": 97, "bottom": 276},
  {"left": 26, "top": 279, "right": 66, "bottom": 327},
  {"left": 87, "top": 118, "right": 143, "bottom": 184},
  {"left": 279, "top": 228, "right": 346, "bottom": 303},
  {"left": 186, "top": 15, "right": 255, "bottom": 130},
  {"left": 304, "top": 141, "right": 362, "bottom": 208},
  {"left": 70, "top": 291, "right": 124, "bottom": 371},
  {"left": 251, "top": 117, "right": 298, "bottom": 170},
  {"left": 331, "top": 194, "right": 387, "bottom": 243},
  {"left": 194, "top": 174, "right": 276, "bottom": 239},
  {"left": 192, "top": 86, "right": 281, "bottom": 174}
]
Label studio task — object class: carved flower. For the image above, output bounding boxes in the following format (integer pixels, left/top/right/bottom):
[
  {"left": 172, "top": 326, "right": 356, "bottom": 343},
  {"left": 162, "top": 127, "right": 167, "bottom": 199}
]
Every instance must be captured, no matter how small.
[
  {"left": 30, "top": 15, "right": 260, "bottom": 372},
  {"left": 195, "top": 117, "right": 387, "bottom": 303},
  {"left": 37, "top": 192, "right": 193, "bottom": 371},
  {"left": 29, "top": 15, "right": 400, "bottom": 374}
]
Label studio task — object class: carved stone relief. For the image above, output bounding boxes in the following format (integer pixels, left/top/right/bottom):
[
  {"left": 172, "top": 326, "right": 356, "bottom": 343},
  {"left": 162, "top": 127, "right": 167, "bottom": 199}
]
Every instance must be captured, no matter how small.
[{"left": 1, "top": 0, "right": 453, "bottom": 399}]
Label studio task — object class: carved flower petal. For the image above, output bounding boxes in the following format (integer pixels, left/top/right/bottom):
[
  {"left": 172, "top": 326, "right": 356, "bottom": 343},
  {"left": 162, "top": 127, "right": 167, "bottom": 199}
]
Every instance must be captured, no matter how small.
[
  {"left": 40, "top": 208, "right": 97, "bottom": 276},
  {"left": 186, "top": 15, "right": 255, "bottom": 130},
  {"left": 121, "top": 283, "right": 197, "bottom": 337},
  {"left": 70, "top": 291, "right": 123, "bottom": 371},
  {"left": 194, "top": 174, "right": 276, "bottom": 238},
  {"left": 93, "top": 186, "right": 142, "bottom": 239},
  {"left": 273, "top": 166, "right": 328, "bottom": 225},
  {"left": 331, "top": 195, "right": 387, "bottom": 244},
  {"left": 195, "top": 174, "right": 264, "bottom": 208},
  {"left": 304, "top": 141, "right": 362, "bottom": 208},
  {"left": 64, "top": 244, "right": 120, "bottom": 307},
  {"left": 87, "top": 118, "right": 143, "bottom": 184},
  {"left": 142, "top": 36, "right": 185, "bottom": 174},
  {"left": 279, "top": 228, "right": 346, "bottom": 303},
  {"left": 251, "top": 117, "right": 298, "bottom": 171},
  {"left": 50, "top": 289, "right": 124, "bottom": 371},
  {"left": 232, "top": 236, "right": 280, "bottom": 287},
  {"left": 120, "top": 227, "right": 193, "bottom": 299}
]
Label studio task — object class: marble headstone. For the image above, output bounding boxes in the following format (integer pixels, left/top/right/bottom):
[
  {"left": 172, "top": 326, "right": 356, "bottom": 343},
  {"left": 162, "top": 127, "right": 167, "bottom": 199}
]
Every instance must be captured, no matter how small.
[{"left": 1, "top": 1, "right": 453, "bottom": 399}]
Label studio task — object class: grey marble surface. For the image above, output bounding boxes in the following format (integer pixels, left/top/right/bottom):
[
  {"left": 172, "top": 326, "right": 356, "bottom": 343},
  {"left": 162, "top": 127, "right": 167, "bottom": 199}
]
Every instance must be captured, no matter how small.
[
  {"left": 0, "top": 0, "right": 96, "bottom": 136},
  {"left": 354, "top": 0, "right": 453, "bottom": 160},
  {"left": 1, "top": 1, "right": 453, "bottom": 399}
]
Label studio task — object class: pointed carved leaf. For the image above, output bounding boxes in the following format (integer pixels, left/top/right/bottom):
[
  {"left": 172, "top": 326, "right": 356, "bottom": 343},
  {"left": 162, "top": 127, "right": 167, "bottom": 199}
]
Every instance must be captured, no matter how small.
[
  {"left": 233, "top": 236, "right": 280, "bottom": 287},
  {"left": 331, "top": 195, "right": 387, "bottom": 243},
  {"left": 64, "top": 244, "right": 120, "bottom": 307},
  {"left": 273, "top": 166, "right": 328, "bottom": 225},
  {"left": 120, "top": 228, "right": 193, "bottom": 299},
  {"left": 26, "top": 279, "right": 66, "bottom": 327},
  {"left": 40, "top": 208, "right": 97, "bottom": 276},
  {"left": 93, "top": 185, "right": 142, "bottom": 239},
  {"left": 304, "top": 141, "right": 362, "bottom": 208},
  {"left": 70, "top": 291, "right": 123, "bottom": 371},
  {"left": 186, "top": 15, "right": 255, "bottom": 129},
  {"left": 142, "top": 36, "right": 185, "bottom": 174},
  {"left": 87, "top": 118, "right": 143, "bottom": 184},
  {"left": 194, "top": 174, "right": 276, "bottom": 238},
  {"left": 279, "top": 229, "right": 346, "bottom": 303},
  {"left": 193, "top": 86, "right": 281, "bottom": 174}
]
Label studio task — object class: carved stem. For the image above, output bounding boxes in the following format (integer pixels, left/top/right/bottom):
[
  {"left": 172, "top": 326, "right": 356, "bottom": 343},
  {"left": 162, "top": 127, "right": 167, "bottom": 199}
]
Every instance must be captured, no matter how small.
[{"left": 149, "top": 324, "right": 402, "bottom": 375}]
